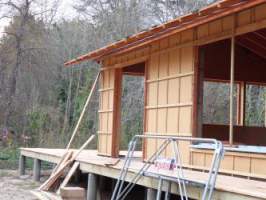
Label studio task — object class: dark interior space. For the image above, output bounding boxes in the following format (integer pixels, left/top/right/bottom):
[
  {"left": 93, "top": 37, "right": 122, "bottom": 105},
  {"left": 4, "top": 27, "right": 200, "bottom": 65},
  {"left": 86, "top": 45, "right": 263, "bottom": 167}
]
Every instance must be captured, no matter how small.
[
  {"left": 122, "top": 62, "right": 145, "bottom": 76},
  {"left": 199, "top": 28, "right": 266, "bottom": 146}
]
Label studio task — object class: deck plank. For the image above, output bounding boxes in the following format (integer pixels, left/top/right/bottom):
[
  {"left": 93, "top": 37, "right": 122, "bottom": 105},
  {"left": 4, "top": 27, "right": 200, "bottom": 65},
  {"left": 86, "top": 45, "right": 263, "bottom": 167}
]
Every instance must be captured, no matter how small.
[{"left": 21, "top": 148, "right": 266, "bottom": 200}]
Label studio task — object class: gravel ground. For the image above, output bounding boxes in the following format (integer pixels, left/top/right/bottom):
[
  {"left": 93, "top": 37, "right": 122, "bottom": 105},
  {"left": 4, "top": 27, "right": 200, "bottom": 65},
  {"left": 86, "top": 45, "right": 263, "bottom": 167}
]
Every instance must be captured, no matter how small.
[{"left": 0, "top": 170, "right": 41, "bottom": 200}]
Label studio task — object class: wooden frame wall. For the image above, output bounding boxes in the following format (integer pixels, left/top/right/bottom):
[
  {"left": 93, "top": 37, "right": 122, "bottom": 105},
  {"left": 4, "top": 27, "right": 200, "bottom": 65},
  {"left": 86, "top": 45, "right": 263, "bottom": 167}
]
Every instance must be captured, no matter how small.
[
  {"left": 98, "top": 68, "right": 122, "bottom": 157},
  {"left": 191, "top": 148, "right": 266, "bottom": 179},
  {"left": 144, "top": 36, "right": 194, "bottom": 164}
]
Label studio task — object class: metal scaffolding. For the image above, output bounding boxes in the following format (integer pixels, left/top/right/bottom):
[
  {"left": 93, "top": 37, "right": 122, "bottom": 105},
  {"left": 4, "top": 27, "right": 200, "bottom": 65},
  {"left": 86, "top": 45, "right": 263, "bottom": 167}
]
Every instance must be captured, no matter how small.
[{"left": 111, "top": 135, "right": 224, "bottom": 200}]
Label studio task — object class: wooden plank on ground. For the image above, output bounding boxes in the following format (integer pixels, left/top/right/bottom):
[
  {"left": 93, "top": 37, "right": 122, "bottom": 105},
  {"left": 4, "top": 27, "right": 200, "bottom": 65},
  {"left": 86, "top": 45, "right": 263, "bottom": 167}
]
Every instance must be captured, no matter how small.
[
  {"left": 39, "top": 135, "right": 95, "bottom": 191},
  {"left": 31, "top": 190, "right": 62, "bottom": 200},
  {"left": 60, "top": 187, "right": 86, "bottom": 198}
]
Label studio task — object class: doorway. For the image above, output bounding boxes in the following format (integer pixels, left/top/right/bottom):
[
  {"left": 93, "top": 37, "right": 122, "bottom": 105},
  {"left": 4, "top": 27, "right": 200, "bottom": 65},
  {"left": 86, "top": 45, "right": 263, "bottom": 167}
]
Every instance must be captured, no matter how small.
[{"left": 119, "top": 62, "right": 145, "bottom": 151}]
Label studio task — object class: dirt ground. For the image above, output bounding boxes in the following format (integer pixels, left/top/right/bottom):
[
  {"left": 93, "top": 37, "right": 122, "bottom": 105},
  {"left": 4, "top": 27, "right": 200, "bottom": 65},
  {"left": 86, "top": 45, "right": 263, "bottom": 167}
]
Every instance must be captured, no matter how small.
[{"left": 0, "top": 170, "right": 41, "bottom": 200}]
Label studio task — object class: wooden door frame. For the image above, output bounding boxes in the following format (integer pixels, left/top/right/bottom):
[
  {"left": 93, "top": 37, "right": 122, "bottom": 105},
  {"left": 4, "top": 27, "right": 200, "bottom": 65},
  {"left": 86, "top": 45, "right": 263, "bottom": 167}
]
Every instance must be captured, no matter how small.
[{"left": 111, "top": 62, "right": 147, "bottom": 158}]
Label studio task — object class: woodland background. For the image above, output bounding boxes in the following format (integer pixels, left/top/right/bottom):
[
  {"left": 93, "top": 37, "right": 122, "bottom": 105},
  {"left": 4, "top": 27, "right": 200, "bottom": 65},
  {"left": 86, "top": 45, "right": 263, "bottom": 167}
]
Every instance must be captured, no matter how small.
[{"left": 0, "top": 0, "right": 265, "bottom": 168}]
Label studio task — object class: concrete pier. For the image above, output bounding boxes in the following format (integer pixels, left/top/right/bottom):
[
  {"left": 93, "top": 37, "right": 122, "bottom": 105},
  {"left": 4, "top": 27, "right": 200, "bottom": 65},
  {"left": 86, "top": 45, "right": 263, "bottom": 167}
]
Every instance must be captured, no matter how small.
[
  {"left": 146, "top": 188, "right": 157, "bottom": 200},
  {"left": 19, "top": 155, "right": 26, "bottom": 176},
  {"left": 33, "top": 158, "right": 41, "bottom": 181},
  {"left": 87, "top": 173, "right": 98, "bottom": 200}
]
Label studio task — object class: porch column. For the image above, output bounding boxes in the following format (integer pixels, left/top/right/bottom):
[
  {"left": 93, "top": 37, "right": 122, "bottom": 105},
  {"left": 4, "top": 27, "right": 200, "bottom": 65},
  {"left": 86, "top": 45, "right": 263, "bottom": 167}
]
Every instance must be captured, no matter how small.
[
  {"left": 33, "top": 158, "right": 41, "bottom": 181},
  {"left": 238, "top": 82, "right": 246, "bottom": 126},
  {"left": 146, "top": 188, "right": 157, "bottom": 200},
  {"left": 87, "top": 173, "right": 98, "bottom": 200},
  {"left": 229, "top": 36, "right": 235, "bottom": 145},
  {"left": 19, "top": 155, "right": 26, "bottom": 176}
]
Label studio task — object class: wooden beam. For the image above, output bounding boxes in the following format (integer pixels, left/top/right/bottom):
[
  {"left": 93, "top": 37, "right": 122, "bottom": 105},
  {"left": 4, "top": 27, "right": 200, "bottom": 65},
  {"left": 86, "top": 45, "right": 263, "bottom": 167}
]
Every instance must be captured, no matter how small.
[
  {"left": 57, "top": 162, "right": 80, "bottom": 193},
  {"left": 229, "top": 35, "right": 235, "bottom": 146},
  {"left": 237, "top": 37, "right": 266, "bottom": 59},
  {"left": 239, "top": 82, "right": 246, "bottom": 126},
  {"left": 193, "top": 46, "right": 204, "bottom": 138},
  {"left": 111, "top": 68, "right": 122, "bottom": 157},
  {"left": 66, "top": 72, "right": 100, "bottom": 149},
  {"left": 39, "top": 135, "right": 95, "bottom": 191}
]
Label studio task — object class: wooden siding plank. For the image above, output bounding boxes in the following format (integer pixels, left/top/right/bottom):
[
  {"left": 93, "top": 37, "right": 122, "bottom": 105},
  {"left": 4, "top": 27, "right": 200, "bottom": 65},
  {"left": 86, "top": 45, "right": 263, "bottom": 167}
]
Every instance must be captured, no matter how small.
[{"left": 169, "top": 49, "right": 180, "bottom": 75}]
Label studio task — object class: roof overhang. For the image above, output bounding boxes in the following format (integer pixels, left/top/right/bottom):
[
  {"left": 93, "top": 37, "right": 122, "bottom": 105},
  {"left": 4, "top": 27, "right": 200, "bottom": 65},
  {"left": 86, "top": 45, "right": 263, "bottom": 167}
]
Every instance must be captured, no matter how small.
[{"left": 64, "top": 0, "right": 266, "bottom": 66}]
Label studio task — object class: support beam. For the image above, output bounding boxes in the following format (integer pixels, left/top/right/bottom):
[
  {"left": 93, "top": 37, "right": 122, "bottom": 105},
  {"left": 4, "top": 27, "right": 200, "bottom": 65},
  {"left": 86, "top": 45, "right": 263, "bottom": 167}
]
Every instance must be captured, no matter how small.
[
  {"left": 111, "top": 68, "right": 122, "bottom": 157},
  {"left": 19, "top": 155, "right": 26, "bottom": 176},
  {"left": 239, "top": 82, "right": 246, "bottom": 126},
  {"left": 97, "top": 176, "right": 105, "bottom": 200},
  {"left": 229, "top": 36, "right": 235, "bottom": 146},
  {"left": 193, "top": 46, "right": 204, "bottom": 138},
  {"left": 33, "top": 158, "right": 41, "bottom": 181},
  {"left": 146, "top": 188, "right": 157, "bottom": 200},
  {"left": 87, "top": 173, "right": 98, "bottom": 200}
]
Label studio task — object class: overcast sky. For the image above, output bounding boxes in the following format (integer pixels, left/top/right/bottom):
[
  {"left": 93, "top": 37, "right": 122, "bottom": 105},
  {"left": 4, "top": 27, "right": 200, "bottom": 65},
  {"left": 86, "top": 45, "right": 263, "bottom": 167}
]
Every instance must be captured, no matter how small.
[{"left": 0, "top": 0, "right": 77, "bottom": 37}]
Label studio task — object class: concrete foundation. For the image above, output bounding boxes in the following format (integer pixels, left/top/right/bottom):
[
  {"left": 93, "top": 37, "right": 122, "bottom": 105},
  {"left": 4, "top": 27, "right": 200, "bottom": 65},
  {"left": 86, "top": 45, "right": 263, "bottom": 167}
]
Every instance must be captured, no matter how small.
[
  {"left": 146, "top": 188, "right": 157, "bottom": 200},
  {"left": 87, "top": 173, "right": 98, "bottom": 200},
  {"left": 19, "top": 155, "right": 26, "bottom": 176},
  {"left": 33, "top": 158, "right": 41, "bottom": 181}
]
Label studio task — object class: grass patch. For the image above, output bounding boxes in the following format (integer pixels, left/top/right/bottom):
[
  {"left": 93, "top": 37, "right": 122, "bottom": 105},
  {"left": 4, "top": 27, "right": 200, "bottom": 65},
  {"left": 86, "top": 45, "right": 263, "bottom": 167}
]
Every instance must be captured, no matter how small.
[
  {"left": 0, "top": 147, "right": 54, "bottom": 170},
  {"left": 0, "top": 148, "right": 20, "bottom": 169}
]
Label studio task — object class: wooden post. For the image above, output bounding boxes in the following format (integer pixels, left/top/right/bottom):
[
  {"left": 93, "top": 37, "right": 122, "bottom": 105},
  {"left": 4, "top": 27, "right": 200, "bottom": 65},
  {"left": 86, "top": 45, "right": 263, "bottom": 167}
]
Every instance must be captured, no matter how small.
[
  {"left": 87, "top": 173, "right": 98, "bottom": 200},
  {"left": 33, "top": 158, "right": 41, "bottom": 181},
  {"left": 146, "top": 188, "right": 157, "bottom": 200},
  {"left": 97, "top": 176, "right": 104, "bottom": 200},
  {"left": 229, "top": 36, "right": 235, "bottom": 146},
  {"left": 193, "top": 46, "right": 204, "bottom": 138},
  {"left": 239, "top": 82, "right": 246, "bottom": 126},
  {"left": 19, "top": 155, "right": 26, "bottom": 176},
  {"left": 111, "top": 68, "right": 122, "bottom": 157},
  {"left": 264, "top": 87, "right": 266, "bottom": 127}
]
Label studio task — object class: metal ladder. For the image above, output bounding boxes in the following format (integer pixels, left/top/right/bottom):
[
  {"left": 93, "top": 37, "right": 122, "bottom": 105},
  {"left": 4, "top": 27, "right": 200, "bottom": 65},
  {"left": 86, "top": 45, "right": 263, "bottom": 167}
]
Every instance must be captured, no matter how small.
[{"left": 111, "top": 135, "right": 224, "bottom": 200}]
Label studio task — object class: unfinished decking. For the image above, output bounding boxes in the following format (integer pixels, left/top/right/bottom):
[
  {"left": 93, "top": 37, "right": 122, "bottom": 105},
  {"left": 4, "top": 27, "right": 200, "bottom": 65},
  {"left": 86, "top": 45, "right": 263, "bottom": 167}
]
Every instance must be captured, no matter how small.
[{"left": 21, "top": 148, "right": 266, "bottom": 200}]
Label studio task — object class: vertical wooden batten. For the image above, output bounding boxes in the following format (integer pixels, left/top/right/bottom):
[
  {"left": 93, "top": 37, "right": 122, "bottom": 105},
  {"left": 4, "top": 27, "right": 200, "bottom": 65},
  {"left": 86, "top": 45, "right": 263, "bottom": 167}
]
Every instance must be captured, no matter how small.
[
  {"left": 239, "top": 82, "right": 246, "bottom": 126},
  {"left": 229, "top": 14, "right": 236, "bottom": 146},
  {"left": 192, "top": 45, "right": 204, "bottom": 138},
  {"left": 142, "top": 60, "right": 148, "bottom": 160},
  {"left": 229, "top": 36, "right": 235, "bottom": 146},
  {"left": 111, "top": 68, "right": 122, "bottom": 157}
]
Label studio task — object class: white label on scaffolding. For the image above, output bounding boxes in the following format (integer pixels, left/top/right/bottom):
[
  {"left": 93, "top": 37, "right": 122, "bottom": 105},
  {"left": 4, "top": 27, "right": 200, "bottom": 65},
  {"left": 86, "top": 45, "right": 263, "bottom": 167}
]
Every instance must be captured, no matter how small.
[{"left": 154, "top": 158, "right": 176, "bottom": 170}]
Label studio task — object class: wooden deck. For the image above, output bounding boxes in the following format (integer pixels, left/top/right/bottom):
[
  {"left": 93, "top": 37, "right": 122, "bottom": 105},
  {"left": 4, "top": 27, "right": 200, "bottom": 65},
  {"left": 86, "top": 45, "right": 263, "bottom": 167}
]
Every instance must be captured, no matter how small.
[{"left": 20, "top": 148, "right": 266, "bottom": 200}]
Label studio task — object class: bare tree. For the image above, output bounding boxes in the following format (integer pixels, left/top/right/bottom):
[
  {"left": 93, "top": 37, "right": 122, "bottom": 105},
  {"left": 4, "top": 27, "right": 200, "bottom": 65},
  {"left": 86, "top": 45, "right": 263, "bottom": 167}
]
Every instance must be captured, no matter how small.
[{"left": 0, "top": 0, "right": 59, "bottom": 128}]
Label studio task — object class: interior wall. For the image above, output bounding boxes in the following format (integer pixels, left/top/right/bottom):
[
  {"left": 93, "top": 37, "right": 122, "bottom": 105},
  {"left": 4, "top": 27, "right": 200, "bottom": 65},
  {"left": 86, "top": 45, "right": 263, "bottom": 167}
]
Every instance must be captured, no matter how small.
[
  {"left": 203, "top": 124, "right": 266, "bottom": 146},
  {"left": 203, "top": 39, "right": 266, "bottom": 83},
  {"left": 200, "top": 37, "right": 266, "bottom": 146}
]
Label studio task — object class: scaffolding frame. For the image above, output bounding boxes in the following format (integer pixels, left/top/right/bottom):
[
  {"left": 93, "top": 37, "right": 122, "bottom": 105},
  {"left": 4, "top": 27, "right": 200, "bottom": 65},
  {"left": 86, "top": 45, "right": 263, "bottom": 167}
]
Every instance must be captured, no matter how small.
[{"left": 111, "top": 135, "right": 224, "bottom": 200}]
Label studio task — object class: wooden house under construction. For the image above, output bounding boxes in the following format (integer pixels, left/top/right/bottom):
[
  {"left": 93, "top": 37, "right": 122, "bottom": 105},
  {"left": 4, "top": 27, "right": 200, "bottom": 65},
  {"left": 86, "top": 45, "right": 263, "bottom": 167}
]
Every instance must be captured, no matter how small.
[{"left": 20, "top": 0, "right": 266, "bottom": 199}]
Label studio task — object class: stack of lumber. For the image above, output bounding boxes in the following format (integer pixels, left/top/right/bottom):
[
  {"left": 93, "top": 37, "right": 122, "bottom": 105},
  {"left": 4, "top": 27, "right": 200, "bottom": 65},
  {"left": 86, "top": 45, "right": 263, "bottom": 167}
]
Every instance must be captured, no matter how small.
[
  {"left": 39, "top": 135, "right": 95, "bottom": 191},
  {"left": 60, "top": 187, "right": 86, "bottom": 200}
]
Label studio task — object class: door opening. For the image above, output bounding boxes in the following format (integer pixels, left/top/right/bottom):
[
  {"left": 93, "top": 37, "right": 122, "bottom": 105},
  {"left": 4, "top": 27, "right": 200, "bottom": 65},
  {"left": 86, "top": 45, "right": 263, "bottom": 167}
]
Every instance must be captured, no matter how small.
[{"left": 120, "top": 62, "right": 145, "bottom": 152}]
